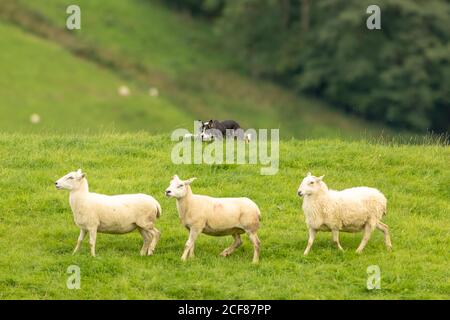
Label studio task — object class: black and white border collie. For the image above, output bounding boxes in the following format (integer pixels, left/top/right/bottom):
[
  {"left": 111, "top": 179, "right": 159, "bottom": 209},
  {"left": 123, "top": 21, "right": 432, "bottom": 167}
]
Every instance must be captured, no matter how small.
[{"left": 200, "top": 120, "right": 250, "bottom": 141}]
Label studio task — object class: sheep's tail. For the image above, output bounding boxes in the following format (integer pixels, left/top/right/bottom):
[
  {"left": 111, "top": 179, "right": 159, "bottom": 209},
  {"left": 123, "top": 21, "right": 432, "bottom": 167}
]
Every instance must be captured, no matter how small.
[{"left": 156, "top": 202, "right": 162, "bottom": 219}]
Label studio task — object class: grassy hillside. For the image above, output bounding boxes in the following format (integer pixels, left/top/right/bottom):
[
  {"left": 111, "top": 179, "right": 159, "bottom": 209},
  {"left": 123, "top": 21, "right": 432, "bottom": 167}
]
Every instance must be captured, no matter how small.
[
  {"left": 0, "top": 22, "right": 189, "bottom": 133},
  {"left": 0, "top": 133, "right": 448, "bottom": 299},
  {"left": 0, "top": 0, "right": 396, "bottom": 138}
]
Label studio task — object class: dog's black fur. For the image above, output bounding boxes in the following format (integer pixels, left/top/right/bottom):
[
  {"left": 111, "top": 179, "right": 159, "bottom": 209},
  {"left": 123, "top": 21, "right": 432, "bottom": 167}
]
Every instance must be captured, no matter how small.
[{"left": 200, "top": 119, "right": 242, "bottom": 139}]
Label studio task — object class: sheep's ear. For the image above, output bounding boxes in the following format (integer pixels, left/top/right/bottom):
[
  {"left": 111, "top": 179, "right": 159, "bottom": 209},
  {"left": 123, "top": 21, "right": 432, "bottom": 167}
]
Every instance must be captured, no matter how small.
[
  {"left": 173, "top": 175, "right": 179, "bottom": 180},
  {"left": 307, "top": 172, "right": 312, "bottom": 176},
  {"left": 185, "top": 177, "right": 197, "bottom": 185},
  {"left": 317, "top": 175, "right": 325, "bottom": 181},
  {"left": 76, "top": 169, "right": 85, "bottom": 179}
]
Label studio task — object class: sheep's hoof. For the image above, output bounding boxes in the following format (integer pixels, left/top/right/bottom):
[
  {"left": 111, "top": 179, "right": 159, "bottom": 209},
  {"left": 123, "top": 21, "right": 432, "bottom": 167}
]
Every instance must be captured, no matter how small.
[
  {"left": 355, "top": 249, "right": 363, "bottom": 254},
  {"left": 220, "top": 250, "right": 230, "bottom": 257},
  {"left": 147, "top": 250, "right": 154, "bottom": 256}
]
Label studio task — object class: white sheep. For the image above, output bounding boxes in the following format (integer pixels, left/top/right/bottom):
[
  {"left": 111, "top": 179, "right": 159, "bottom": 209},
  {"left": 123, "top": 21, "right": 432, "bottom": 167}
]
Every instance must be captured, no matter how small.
[
  {"left": 55, "top": 169, "right": 161, "bottom": 257},
  {"left": 165, "top": 175, "right": 261, "bottom": 263},
  {"left": 297, "top": 173, "right": 392, "bottom": 255}
]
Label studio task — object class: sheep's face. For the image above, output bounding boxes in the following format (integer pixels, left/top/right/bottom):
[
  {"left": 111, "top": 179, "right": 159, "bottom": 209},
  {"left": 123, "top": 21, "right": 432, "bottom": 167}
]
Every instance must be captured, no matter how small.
[
  {"left": 55, "top": 169, "right": 85, "bottom": 191},
  {"left": 165, "top": 175, "right": 196, "bottom": 199},
  {"left": 298, "top": 172, "right": 324, "bottom": 197}
]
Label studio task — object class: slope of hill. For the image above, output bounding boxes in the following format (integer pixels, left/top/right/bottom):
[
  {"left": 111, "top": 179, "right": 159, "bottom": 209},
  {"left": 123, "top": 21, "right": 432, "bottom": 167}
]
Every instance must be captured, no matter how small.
[
  {"left": 0, "top": 133, "right": 448, "bottom": 299},
  {"left": 0, "top": 0, "right": 397, "bottom": 138},
  {"left": 0, "top": 21, "right": 190, "bottom": 133}
]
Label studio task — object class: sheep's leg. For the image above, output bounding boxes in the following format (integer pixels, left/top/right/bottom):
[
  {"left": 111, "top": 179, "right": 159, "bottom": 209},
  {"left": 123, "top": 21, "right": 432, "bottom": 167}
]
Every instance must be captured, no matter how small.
[
  {"left": 332, "top": 230, "right": 344, "bottom": 251},
  {"left": 303, "top": 228, "right": 317, "bottom": 256},
  {"left": 88, "top": 229, "right": 97, "bottom": 257},
  {"left": 148, "top": 227, "right": 161, "bottom": 255},
  {"left": 73, "top": 229, "right": 86, "bottom": 255},
  {"left": 187, "top": 230, "right": 199, "bottom": 259},
  {"left": 247, "top": 232, "right": 260, "bottom": 264},
  {"left": 138, "top": 228, "right": 151, "bottom": 256},
  {"left": 181, "top": 229, "right": 200, "bottom": 261},
  {"left": 187, "top": 243, "right": 195, "bottom": 258},
  {"left": 376, "top": 222, "right": 392, "bottom": 251},
  {"left": 356, "top": 224, "right": 375, "bottom": 254},
  {"left": 220, "top": 234, "right": 242, "bottom": 257}
]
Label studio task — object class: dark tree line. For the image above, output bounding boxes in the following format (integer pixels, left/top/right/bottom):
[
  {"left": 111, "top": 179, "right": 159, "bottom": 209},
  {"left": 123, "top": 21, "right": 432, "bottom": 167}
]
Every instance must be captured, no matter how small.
[
  {"left": 163, "top": 0, "right": 450, "bottom": 133},
  {"left": 164, "top": 0, "right": 225, "bottom": 18}
]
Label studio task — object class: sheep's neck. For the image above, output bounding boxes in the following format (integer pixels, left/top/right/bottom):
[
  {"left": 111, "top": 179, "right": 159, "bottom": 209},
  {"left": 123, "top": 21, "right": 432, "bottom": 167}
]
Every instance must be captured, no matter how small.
[
  {"left": 176, "top": 187, "right": 193, "bottom": 221},
  {"left": 305, "top": 190, "right": 329, "bottom": 203},
  {"left": 303, "top": 190, "right": 329, "bottom": 218},
  {"left": 69, "top": 179, "right": 89, "bottom": 209}
]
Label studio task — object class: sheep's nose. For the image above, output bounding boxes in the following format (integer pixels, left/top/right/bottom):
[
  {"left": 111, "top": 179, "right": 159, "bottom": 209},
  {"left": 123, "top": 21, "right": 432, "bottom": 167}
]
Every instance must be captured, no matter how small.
[
  {"left": 297, "top": 191, "right": 303, "bottom": 197},
  {"left": 165, "top": 190, "right": 171, "bottom": 196},
  {"left": 54, "top": 182, "right": 58, "bottom": 186}
]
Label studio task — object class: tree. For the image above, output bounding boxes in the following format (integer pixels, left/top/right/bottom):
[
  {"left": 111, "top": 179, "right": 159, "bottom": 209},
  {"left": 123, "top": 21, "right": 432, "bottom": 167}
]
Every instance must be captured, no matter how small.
[
  {"left": 218, "top": 0, "right": 450, "bottom": 132},
  {"left": 301, "top": 0, "right": 310, "bottom": 33}
]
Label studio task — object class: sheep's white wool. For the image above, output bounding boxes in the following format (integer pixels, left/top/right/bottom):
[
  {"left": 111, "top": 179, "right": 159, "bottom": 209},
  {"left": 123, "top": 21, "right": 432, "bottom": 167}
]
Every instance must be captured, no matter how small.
[
  {"left": 30, "top": 113, "right": 41, "bottom": 124},
  {"left": 298, "top": 173, "right": 392, "bottom": 255},
  {"left": 118, "top": 85, "right": 130, "bottom": 96},
  {"left": 165, "top": 175, "right": 261, "bottom": 263},
  {"left": 149, "top": 87, "right": 159, "bottom": 97},
  {"left": 55, "top": 169, "right": 161, "bottom": 257}
]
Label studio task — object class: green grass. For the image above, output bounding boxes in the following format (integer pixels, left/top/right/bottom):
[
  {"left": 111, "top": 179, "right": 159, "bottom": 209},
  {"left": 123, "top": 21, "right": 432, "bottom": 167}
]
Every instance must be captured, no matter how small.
[
  {"left": 0, "top": 0, "right": 447, "bottom": 301},
  {"left": 0, "top": 133, "right": 448, "bottom": 299},
  {"left": 0, "top": 21, "right": 189, "bottom": 133},
  {"left": 0, "top": 0, "right": 397, "bottom": 138}
]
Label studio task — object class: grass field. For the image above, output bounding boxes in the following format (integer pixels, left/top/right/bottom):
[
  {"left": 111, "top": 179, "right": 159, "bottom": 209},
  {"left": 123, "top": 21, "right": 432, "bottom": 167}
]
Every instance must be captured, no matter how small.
[
  {"left": 0, "top": 133, "right": 448, "bottom": 299},
  {"left": 0, "top": 0, "right": 396, "bottom": 138},
  {"left": 0, "top": 0, "right": 448, "bottom": 301},
  {"left": 0, "top": 22, "right": 190, "bottom": 133}
]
